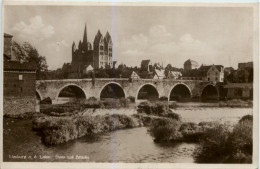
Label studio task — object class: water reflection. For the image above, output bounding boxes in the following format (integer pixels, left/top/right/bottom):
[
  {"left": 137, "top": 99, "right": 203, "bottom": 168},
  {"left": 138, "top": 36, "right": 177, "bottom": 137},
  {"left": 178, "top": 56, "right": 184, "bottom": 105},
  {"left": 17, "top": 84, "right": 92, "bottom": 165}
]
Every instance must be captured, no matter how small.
[{"left": 48, "top": 127, "right": 196, "bottom": 163}]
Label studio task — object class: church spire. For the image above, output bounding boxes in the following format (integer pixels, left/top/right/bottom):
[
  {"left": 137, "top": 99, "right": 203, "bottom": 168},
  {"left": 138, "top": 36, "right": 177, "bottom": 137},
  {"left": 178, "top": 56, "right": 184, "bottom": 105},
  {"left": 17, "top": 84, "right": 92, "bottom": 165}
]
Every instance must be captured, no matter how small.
[{"left": 83, "top": 23, "right": 87, "bottom": 44}]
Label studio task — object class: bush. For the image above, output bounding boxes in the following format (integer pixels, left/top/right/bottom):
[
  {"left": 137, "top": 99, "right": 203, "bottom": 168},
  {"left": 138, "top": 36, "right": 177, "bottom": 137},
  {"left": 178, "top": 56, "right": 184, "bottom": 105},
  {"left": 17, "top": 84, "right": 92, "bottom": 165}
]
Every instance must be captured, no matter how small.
[
  {"left": 229, "top": 119, "right": 252, "bottom": 163},
  {"left": 179, "top": 122, "right": 204, "bottom": 142},
  {"left": 137, "top": 101, "right": 168, "bottom": 115},
  {"left": 137, "top": 101, "right": 180, "bottom": 120},
  {"left": 149, "top": 118, "right": 181, "bottom": 142},
  {"left": 159, "top": 96, "right": 168, "bottom": 101},
  {"left": 239, "top": 114, "right": 253, "bottom": 124},
  {"left": 33, "top": 114, "right": 140, "bottom": 145},
  {"left": 194, "top": 116, "right": 253, "bottom": 163},
  {"left": 169, "top": 101, "right": 178, "bottom": 109},
  {"left": 193, "top": 123, "right": 233, "bottom": 163}
]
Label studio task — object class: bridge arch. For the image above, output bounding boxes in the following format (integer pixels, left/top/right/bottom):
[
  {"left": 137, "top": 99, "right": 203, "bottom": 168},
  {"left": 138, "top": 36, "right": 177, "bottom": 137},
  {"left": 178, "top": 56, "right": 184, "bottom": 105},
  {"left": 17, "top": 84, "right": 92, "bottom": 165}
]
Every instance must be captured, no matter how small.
[
  {"left": 136, "top": 83, "right": 160, "bottom": 100},
  {"left": 99, "top": 82, "right": 126, "bottom": 99},
  {"left": 168, "top": 83, "right": 192, "bottom": 101},
  {"left": 36, "top": 90, "right": 42, "bottom": 100},
  {"left": 55, "top": 84, "right": 87, "bottom": 102},
  {"left": 201, "top": 84, "right": 219, "bottom": 101}
]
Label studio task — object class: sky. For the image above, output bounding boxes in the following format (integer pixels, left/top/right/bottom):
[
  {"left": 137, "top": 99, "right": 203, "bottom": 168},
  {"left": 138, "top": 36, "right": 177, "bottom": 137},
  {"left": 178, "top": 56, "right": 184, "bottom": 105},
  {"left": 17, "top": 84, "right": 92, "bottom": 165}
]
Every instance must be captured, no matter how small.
[{"left": 4, "top": 5, "right": 254, "bottom": 70}]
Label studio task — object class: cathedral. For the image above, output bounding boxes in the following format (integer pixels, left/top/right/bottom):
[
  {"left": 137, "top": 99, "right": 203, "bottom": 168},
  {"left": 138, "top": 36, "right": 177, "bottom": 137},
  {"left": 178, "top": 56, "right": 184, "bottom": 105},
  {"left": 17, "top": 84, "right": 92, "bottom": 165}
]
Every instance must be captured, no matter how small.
[{"left": 70, "top": 24, "right": 113, "bottom": 77}]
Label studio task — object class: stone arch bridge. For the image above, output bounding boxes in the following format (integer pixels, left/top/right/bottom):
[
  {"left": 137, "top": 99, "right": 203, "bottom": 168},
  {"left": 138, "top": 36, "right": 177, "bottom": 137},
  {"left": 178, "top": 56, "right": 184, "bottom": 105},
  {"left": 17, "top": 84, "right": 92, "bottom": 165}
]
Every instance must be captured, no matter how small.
[{"left": 36, "top": 78, "right": 219, "bottom": 104}]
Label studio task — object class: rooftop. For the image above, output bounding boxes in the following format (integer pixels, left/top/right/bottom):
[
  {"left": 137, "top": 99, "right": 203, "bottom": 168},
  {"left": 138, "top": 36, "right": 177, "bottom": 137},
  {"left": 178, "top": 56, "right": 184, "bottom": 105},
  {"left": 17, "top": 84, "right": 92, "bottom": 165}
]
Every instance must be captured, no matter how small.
[{"left": 4, "top": 61, "right": 37, "bottom": 71}]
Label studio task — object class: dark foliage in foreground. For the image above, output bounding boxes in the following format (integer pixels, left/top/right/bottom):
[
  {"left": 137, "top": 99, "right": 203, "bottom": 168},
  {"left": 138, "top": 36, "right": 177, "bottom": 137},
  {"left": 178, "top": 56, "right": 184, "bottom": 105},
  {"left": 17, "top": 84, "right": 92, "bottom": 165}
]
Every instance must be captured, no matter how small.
[
  {"left": 194, "top": 115, "right": 253, "bottom": 163},
  {"left": 148, "top": 113, "right": 253, "bottom": 163},
  {"left": 149, "top": 118, "right": 181, "bottom": 142}
]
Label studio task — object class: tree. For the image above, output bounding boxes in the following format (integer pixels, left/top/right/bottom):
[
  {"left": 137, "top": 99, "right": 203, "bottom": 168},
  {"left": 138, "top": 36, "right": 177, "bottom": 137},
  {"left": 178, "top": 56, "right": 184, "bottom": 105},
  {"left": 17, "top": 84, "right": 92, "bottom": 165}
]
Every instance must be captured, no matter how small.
[
  {"left": 12, "top": 41, "right": 29, "bottom": 62},
  {"left": 12, "top": 41, "right": 48, "bottom": 80}
]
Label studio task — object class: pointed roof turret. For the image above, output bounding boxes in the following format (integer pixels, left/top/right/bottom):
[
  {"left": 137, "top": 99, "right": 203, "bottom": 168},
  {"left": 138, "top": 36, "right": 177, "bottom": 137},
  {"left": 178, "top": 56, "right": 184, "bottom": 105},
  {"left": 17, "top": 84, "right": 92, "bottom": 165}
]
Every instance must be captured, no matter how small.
[
  {"left": 94, "top": 30, "right": 103, "bottom": 44},
  {"left": 78, "top": 40, "right": 82, "bottom": 50},
  {"left": 104, "top": 31, "right": 111, "bottom": 41},
  {"left": 83, "top": 24, "right": 87, "bottom": 44}
]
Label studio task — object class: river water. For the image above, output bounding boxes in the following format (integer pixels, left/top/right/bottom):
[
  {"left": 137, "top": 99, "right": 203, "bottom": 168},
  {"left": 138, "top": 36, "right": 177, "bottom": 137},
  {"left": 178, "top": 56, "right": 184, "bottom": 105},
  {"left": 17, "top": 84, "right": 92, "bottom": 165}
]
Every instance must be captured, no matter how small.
[{"left": 3, "top": 105, "right": 253, "bottom": 162}]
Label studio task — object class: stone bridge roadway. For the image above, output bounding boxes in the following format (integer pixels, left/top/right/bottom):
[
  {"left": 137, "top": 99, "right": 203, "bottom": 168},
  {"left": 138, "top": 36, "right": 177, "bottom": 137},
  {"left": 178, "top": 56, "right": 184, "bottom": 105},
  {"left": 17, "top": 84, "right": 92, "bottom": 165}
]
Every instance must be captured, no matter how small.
[{"left": 36, "top": 78, "right": 219, "bottom": 104}]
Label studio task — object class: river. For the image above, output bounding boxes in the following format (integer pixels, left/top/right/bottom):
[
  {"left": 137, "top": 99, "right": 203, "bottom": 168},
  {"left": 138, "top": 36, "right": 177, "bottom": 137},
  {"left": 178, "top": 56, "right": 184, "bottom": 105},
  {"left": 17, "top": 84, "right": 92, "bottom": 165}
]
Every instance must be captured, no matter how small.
[{"left": 3, "top": 105, "right": 252, "bottom": 162}]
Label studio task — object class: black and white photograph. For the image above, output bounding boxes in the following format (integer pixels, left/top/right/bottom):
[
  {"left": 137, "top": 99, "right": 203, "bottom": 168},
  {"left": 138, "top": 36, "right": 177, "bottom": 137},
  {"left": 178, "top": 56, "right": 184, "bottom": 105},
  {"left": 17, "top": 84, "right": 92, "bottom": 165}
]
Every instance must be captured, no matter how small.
[{"left": 1, "top": 2, "right": 259, "bottom": 169}]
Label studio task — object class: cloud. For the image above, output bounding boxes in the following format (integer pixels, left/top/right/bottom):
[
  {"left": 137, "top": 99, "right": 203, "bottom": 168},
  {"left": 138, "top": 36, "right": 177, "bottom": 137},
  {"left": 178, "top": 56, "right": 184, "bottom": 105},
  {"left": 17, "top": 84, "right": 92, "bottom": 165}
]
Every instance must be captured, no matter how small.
[
  {"left": 47, "top": 40, "right": 69, "bottom": 52},
  {"left": 11, "top": 16, "right": 55, "bottom": 43},
  {"left": 117, "top": 25, "right": 221, "bottom": 68}
]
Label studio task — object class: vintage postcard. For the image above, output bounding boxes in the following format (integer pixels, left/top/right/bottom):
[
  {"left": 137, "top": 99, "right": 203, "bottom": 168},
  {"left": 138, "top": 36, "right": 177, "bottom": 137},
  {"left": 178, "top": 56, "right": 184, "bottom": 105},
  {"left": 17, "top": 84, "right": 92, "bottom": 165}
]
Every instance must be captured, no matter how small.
[{"left": 1, "top": 1, "right": 259, "bottom": 169}]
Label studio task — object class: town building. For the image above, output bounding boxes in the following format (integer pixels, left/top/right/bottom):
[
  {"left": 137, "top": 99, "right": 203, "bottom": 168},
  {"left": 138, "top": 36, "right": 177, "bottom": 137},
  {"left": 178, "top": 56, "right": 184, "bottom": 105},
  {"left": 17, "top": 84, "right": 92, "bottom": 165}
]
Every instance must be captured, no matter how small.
[
  {"left": 153, "top": 69, "right": 165, "bottom": 79},
  {"left": 238, "top": 62, "right": 253, "bottom": 69},
  {"left": 224, "top": 67, "right": 234, "bottom": 75},
  {"left": 181, "top": 64, "right": 224, "bottom": 82},
  {"left": 140, "top": 60, "right": 153, "bottom": 72},
  {"left": 130, "top": 71, "right": 140, "bottom": 79},
  {"left": 83, "top": 65, "right": 94, "bottom": 74},
  {"left": 184, "top": 59, "right": 199, "bottom": 71},
  {"left": 168, "top": 71, "right": 182, "bottom": 79},
  {"left": 199, "top": 65, "right": 224, "bottom": 82},
  {"left": 3, "top": 33, "right": 38, "bottom": 114},
  {"left": 139, "top": 60, "right": 154, "bottom": 79},
  {"left": 4, "top": 33, "right": 15, "bottom": 61},
  {"left": 224, "top": 83, "right": 253, "bottom": 99},
  {"left": 70, "top": 24, "right": 113, "bottom": 78}
]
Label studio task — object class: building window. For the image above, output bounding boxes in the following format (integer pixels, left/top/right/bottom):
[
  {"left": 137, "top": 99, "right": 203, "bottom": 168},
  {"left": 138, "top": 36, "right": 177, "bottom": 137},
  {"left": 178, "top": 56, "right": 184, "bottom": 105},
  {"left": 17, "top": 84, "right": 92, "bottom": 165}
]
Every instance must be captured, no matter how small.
[
  {"left": 215, "top": 72, "right": 218, "bottom": 76},
  {"left": 208, "top": 78, "right": 210, "bottom": 81},
  {"left": 20, "top": 87, "right": 23, "bottom": 92},
  {"left": 19, "top": 75, "right": 23, "bottom": 80},
  {"left": 100, "top": 46, "right": 103, "bottom": 50},
  {"left": 14, "top": 84, "right": 16, "bottom": 87},
  {"left": 100, "top": 52, "right": 103, "bottom": 55},
  {"left": 215, "top": 77, "right": 218, "bottom": 81}
]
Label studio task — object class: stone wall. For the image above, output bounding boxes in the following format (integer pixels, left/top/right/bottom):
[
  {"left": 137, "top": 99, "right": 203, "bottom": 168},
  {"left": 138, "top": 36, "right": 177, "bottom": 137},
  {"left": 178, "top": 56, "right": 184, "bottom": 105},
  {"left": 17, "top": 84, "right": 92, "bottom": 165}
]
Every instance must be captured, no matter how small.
[
  {"left": 4, "top": 72, "right": 36, "bottom": 97},
  {"left": 37, "top": 79, "right": 213, "bottom": 103},
  {"left": 3, "top": 96, "right": 38, "bottom": 115}
]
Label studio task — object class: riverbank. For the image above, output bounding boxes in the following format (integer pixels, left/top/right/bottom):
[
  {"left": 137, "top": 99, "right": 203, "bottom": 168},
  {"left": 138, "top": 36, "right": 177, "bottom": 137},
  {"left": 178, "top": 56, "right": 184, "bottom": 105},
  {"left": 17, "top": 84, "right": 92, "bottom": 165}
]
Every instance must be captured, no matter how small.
[
  {"left": 3, "top": 103, "right": 253, "bottom": 163},
  {"left": 31, "top": 101, "right": 178, "bottom": 145},
  {"left": 3, "top": 100, "right": 253, "bottom": 162},
  {"left": 177, "top": 99, "right": 253, "bottom": 109},
  {"left": 148, "top": 114, "right": 253, "bottom": 163}
]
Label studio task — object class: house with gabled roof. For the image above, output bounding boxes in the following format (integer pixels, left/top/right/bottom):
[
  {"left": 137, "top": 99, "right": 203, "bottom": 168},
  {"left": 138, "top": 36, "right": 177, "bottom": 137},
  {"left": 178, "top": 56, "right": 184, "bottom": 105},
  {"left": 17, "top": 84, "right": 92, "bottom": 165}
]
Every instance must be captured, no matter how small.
[
  {"left": 130, "top": 71, "right": 140, "bottom": 79},
  {"left": 153, "top": 69, "right": 165, "bottom": 79},
  {"left": 199, "top": 64, "right": 224, "bottom": 82}
]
